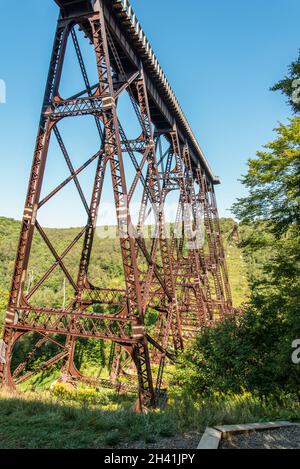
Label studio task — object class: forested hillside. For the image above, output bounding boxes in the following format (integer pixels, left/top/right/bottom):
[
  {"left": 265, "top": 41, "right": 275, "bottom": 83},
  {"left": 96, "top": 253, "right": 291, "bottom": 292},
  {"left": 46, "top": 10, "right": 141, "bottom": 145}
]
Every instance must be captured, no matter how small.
[
  {"left": 0, "top": 217, "right": 123, "bottom": 330},
  {"left": 0, "top": 216, "right": 248, "bottom": 332}
]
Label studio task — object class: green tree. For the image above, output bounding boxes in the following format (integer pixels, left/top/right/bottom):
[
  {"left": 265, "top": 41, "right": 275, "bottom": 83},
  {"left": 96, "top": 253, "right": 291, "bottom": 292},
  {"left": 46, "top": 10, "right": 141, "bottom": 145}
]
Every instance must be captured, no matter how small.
[
  {"left": 174, "top": 117, "right": 300, "bottom": 398},
  {"left": 232, "top": 117, "right": 300, "bottom": 235},
  {"left": 271, "top": 50, "right": 300, "bottom": 114}
]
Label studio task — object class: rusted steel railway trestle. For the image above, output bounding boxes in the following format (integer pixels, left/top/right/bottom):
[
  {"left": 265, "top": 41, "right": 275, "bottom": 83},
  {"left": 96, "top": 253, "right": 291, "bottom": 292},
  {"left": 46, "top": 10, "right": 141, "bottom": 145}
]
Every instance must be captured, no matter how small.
[{"left": 0, "top": 0, "right": 233, "bottom": 410}]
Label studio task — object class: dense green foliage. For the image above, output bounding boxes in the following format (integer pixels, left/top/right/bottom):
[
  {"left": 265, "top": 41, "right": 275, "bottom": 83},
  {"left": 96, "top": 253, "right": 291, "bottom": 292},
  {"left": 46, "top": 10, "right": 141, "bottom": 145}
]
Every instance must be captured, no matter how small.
[
  {"left": 0, "top": 217, "right": 123, "bottom": 325},
  {"left": 174, "top": 116, "right": 300, "bottom": 399},
  {"left": 232, "top": 118, "right": 300, "bottom": 235}
]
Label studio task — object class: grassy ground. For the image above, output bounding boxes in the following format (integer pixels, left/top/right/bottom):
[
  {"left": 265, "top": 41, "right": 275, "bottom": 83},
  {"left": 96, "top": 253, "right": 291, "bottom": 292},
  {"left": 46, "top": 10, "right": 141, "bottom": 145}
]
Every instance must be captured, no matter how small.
[
  {"left": 0, "top": 387, "right": 299, "bottom": 449},
  {"left": 225, "top": 242, "right": 250, "bottom": 307}
]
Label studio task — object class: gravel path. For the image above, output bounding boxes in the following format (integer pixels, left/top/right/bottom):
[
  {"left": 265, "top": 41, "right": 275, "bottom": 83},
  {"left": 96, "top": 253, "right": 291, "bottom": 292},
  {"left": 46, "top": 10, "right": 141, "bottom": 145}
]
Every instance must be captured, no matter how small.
[{"left": 220, "top": 426, "right": 300, "bottom": 449}]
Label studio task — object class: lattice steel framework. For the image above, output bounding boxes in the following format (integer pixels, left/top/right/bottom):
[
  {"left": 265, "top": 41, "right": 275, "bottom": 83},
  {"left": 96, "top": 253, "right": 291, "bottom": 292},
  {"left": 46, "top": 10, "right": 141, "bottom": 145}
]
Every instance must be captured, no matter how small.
[{"left": 0, "top": 0, "right": 233, "bottom": 410}]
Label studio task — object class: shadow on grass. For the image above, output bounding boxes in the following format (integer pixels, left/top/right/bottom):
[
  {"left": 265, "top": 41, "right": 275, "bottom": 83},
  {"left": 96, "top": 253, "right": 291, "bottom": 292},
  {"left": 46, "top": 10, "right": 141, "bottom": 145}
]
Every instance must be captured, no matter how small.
[
  {"left": 1, "top": 388, "right": 299, "bottom": 449},
  {"left": 0, "top": 391, "right": 176, "bottom": 449}
]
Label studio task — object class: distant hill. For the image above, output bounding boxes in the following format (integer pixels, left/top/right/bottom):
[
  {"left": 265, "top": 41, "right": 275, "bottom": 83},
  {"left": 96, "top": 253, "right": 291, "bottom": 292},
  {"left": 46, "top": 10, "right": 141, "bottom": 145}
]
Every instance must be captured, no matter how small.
[{"left": 0, "top": 216, "right": 249, "bottom": 330}]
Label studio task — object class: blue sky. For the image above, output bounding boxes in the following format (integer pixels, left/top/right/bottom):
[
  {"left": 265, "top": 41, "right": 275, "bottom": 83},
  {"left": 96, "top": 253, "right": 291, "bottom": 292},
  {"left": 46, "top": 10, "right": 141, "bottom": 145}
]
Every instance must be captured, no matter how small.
[{"left": 0, "top": 0, "right": 299, "bottom": 227}]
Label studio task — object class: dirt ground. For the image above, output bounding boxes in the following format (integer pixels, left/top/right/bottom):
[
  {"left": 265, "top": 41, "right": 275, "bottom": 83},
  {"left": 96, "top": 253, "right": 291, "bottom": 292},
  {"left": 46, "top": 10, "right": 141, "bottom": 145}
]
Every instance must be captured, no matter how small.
[{"left": 220, "top": 426, "right": 300, "bottom": 449}]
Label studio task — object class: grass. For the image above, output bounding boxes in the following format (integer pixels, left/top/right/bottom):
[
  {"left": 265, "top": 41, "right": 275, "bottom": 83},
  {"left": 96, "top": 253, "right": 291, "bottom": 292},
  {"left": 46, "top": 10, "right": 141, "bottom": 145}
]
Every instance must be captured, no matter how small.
[
  {"left": 0, "top": 388, "right": 175, "bottom": 449},
  {"left": 0, "top": 386, "right": 299, "bottom": 449},
  {"left": 168, "top": 389, "right": 300, "bottom": 430},
  {"left": 225, "top": 241, "right": 250, "bottom": 307}
]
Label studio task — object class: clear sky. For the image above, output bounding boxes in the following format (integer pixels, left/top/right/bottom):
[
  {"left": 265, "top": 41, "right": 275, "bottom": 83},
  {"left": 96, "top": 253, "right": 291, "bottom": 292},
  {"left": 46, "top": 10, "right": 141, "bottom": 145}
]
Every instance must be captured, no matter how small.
[{"left": 0, "top": 0, "right": 299, "bottom": 227}]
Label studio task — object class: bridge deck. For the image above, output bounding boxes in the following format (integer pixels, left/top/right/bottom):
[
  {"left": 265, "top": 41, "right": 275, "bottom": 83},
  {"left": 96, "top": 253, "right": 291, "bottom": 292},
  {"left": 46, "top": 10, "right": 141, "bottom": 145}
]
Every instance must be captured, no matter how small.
[{"left": 54, "top": 0, "right": 219, "bottom": 184}]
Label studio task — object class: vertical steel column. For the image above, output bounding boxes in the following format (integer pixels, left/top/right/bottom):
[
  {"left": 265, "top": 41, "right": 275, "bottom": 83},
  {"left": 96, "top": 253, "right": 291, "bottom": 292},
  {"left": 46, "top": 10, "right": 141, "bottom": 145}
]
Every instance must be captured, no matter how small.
[
  {"left": 89, "top": 1, "right": 155, "bottom": 408},
  {"left": 135, "top": 74, "right": 183, "bottom": 391}
]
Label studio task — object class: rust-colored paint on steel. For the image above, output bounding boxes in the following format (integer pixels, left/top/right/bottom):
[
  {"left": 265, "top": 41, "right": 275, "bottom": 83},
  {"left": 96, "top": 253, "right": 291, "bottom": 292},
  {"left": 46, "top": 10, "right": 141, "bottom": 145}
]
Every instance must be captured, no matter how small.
[{"left": 0, "top": 0, "right": 233, "bottom": 410}]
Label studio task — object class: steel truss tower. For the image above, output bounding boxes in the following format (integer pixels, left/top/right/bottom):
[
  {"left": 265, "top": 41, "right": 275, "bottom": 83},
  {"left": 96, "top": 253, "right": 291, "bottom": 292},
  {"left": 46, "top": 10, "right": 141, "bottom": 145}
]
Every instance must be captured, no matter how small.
[{"left": 0, "top": 0, "right": 233, "bottom": 410}]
